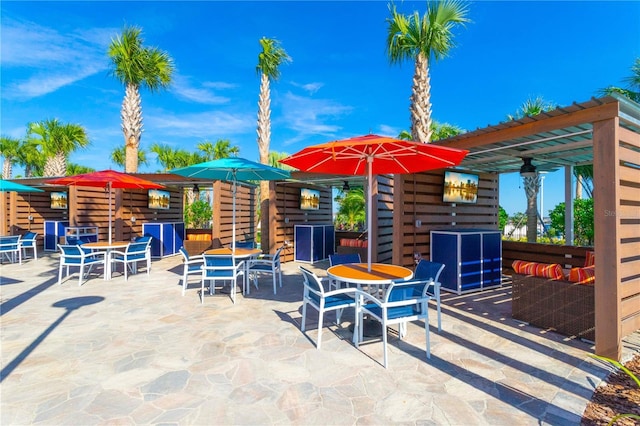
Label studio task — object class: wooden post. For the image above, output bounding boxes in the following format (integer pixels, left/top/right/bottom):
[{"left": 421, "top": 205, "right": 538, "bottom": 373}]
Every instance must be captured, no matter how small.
[{"left": 593, "top": 116, "right": 621, "bottom": 360}]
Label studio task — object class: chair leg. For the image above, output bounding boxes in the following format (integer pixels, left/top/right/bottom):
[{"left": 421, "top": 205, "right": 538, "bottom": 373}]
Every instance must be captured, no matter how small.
[
  {"left": 316, "top": 308, "right": 324, "bottom": 349},
  {"left": 272, "top": 271, "right": 277, "bottom": 295},
  {"left": 382, "top": 320, "right": 388, "bottom": 368},
  {"left": 201, "top": 278, "right": 206, "bottom": 304},
  {"left": 436, "top": 299, "right": 442, "bottom": 332},
  {"left": 301, "top": 300, "right": 308, "bottom": 332},
  {"left": 182, "top": 272, "right": 188, "bottom": 296},
  {"left": 58, "top": 263, "right": 64, "bottom": 285}
]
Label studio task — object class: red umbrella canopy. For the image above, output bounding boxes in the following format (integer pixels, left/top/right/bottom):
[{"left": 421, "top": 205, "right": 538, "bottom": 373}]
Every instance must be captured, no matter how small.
[
  {"left": 46, "top": 170, "right": 164, "bottom": 189},
  {"left": 279, "top": 134, "right": 469, "bottom": 175}
]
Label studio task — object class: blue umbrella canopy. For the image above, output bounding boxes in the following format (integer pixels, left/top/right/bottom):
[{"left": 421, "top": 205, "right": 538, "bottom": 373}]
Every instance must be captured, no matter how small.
[
  {"left": 170, "top": 158, "right": 291, "bottom": 249},
  {"left": 0, "top": 180, "right": 44, "bottom": 192}
]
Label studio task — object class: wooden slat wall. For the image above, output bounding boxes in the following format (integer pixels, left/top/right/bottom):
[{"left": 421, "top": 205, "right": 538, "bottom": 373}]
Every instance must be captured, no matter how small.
[
  {"left": 211, "top": 181, "right": 256, "bottom": 246},
  {"left": 617, "top": 126, "right": 640, "bottom": 339},
  {"left": 393, "top": 170, "right": 499, "bottom": 268},
  {"left": 502, "top": 241, "right": 591, "bottom": 271},
  {"left": 593, "top": 117, "right": 640, "bottom": 360},
  {"left": 265, "top": 182, "right": 333, "bottom": 262}
]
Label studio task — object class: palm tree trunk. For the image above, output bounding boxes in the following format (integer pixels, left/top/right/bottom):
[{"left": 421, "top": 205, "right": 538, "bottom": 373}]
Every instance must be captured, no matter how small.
[
  {"left": 257, "top": 73, "right": 271, "bottom": 244},
  {"left": 122, "top": 83, "right": 143, "bottom": 173},
  {"left": 44, "top": 152, "right": 67, "bottom": 177},
  {"left": 2, "top": 159, "right": 11, "bottom": 180},
  {"left": 410, "top": 52, "right": 433, "bottom": 143}
]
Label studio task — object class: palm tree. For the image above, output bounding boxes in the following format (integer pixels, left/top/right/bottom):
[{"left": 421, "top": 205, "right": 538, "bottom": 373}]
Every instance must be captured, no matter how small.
[
  {"left": 268, "top": 151, "right": 293, "bottom": 169},
  {"left": 1, "top": 136, "right": 21, "bottom": 179},
  {"left": 507, "top": 96, "right": 556, "bottom": 121},
  {"left": 335, "top": 187, "right": 366, "bottom": 231},
  {"left": 66, "top": 163, "right": 95, "bottom": 175},
  {"left": 256, "top": 37, "right": 291, "bottom": 216},
  {"left": 598, "top": 57, "right": 640, "bottom": 103},
  {"left": 398, "top": 121, "right": 464, "bottom": 142},
  {"left": 110, "top": 146, "right": 148, "bottom": 169},
  {"left": 15, "top": 139, "right": 44, "bottom": 177},
  {"left": 108, "top": 25, "right": 174, "bottom": 173},
  {"left": 27, "top": 119, "right": 89, "bottom": 177},
  {"left": 197, "top": 139, "right": 240, "bottom": 160},
  {"left": 386, "top": 1, "right": 470, "bottom": 143},
  {"left": 150, "top": 143, "right": 196, "bottom": 172}
]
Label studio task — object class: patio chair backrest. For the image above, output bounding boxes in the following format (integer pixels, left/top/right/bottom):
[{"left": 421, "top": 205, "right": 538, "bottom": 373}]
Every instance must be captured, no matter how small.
[
  {"left": 179, "top": 246, "right": 190, "bottom": 261},
  {"left": 58, "top": 244, "right": 85, "bottom": 262},
  {"left": 134, "top": 235, "right": 153, "bottom": 246},
  {"left": 329, "top": 253, "right": 361, "bottom": 266},
  {"left": 203, "top": 254, "right": 238, "bottom": 279},
  {"left": 0, "top": 236, "right": 21, "bottom": 256},
  {"left": 125, "top": 242, "right": 149, "bottom": 259},
  {"left": 415, "top": 259, "right": 445, "bottom": 282},
  {"left": 21, "top": 232, "right": 37, "bottom": 245},
  {"left": 299, "top": 266, "right": 326, "bottom": 303},
  {"left": 235, "top": 241, "right": 254, "bottom": 249},
  {"left": 385, "top": 279, "right": 430, "bottom": 323}
]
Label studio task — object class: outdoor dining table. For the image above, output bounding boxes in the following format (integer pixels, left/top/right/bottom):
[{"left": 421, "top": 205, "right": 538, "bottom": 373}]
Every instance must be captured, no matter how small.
[
  {"left": 203, "top": 247, "right": 262, "bottom": 295},
  {"left": 326, "top": 262, "right": 414, "bottom": 339},
  {"left": 82, "top": 241, "right": 129, "bottom": 280}
]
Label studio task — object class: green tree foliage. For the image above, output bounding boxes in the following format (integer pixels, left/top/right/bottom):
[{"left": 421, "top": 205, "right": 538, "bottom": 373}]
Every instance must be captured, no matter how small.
[
  {"left": 498, "top": 206, "right": 508, "bottom": 231},
  {"left": 387, "top": 1, "right": 470, "bottom": 143},
  {"left": 66, "top": 163, "right": 95, "bottom": 175},
  {"left": 184, "top": 199, "right": 213, "bottom": 229},
  {"left": 334, "top": 187, "right": 366, "bottom": 230},
  {"left": 549, "top": 199, "right": 594, "bottom": 246},
  {"left": 598, "top": 57, "right": 640, "bottom": 103}
]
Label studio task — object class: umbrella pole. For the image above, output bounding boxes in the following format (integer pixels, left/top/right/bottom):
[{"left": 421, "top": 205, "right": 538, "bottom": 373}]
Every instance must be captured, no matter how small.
[
  {"left": 108, "top": 183, "right": 112, "bottom": 244},
  {"left": 232, "top": 173, "right": 237, "bottom": 251},
  {"left": 367, "top": 157, "right": 373, "bottom": 272}
]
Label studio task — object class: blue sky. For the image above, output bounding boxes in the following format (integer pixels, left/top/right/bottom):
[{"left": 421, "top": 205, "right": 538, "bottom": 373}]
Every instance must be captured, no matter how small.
[{"left": 2, "top": 1, "right": 639, "bottom": 215}]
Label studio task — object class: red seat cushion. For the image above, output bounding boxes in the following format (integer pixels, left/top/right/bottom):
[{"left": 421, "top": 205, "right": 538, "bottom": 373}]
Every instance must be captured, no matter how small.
[
  {"left": 568, "top": 266, "right": 595, "bottom": 284},
  {"left": 512, "top": 260, "right": 565, "bottom": 280},
  {"left": 584, "top": 251, "right": 595, "bottom": 267}
]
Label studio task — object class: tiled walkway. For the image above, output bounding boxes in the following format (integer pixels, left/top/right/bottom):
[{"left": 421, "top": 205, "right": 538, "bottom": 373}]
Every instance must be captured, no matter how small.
[{"left": 1, "top": 252, "right": 638, "bottom": 425}]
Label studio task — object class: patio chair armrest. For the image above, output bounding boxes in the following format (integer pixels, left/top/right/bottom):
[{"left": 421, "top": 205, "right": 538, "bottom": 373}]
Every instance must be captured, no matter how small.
[{"left": 355, "top": 289, "right": 383, "bottom": 306}]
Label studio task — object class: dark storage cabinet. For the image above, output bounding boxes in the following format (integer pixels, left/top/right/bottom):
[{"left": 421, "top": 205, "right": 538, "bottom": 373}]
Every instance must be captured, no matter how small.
[
  {"left": 142, "top": 222, "right": 185, "bottom": 258},
  {"left": 44, "top": 220, "right": 69, "bottom": 251},
  {"left": 430, "top": 229, "right": 502, "bottom": 294},
  {"left": 294, "top": 225, "right": 334, "bottom": 263}
]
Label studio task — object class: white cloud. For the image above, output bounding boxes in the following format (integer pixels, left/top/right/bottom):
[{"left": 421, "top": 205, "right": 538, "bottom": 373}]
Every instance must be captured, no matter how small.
[
  {"left": 145, "top": 110, "right": 255, "bottom": 139},
  {"left": 280, "top": 92, "right": 352, "bottom": 144},
  {"left": 377, "top": 124, "right": 402, "bottom": 138},
  {"left": 290, "top": 81, "right": 324, "bottom": 94},
  {"left": 1, "top": 18, "right": 112, "bottom": 100},
  {"left": 170, "top": 75, "right": 232, "bottom": 104}
]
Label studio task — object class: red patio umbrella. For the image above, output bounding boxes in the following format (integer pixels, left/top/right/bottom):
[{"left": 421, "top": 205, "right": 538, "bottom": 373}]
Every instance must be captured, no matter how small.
[
  {"left": 46, "top": 170, "right": 164, "bottom": 243},
  {"left": 280, "top": 134, "right": 469, "bottom": 270}
]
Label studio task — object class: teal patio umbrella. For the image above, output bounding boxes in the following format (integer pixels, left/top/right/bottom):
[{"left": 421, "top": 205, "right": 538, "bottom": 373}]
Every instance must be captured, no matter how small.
[
  {"left": 170, "top": 158, "right": 291, "bottom": 250},
  {"left": 0, "top": 180, "right": 44, "bottom": 193}
]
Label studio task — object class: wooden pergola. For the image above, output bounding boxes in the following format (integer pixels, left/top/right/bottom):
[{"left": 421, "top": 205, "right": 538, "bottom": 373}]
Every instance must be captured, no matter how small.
[{"left": 433, "top": 95, "right": 640, "bottom": 360}]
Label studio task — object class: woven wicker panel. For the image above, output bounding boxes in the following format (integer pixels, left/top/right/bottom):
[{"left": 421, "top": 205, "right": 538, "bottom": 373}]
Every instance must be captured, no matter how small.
[{"left": 511, "top": 274, "right": 594, "bottom": 340}]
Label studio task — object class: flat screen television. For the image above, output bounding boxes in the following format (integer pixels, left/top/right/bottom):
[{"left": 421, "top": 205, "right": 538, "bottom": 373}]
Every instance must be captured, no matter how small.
[
  {"left": 443, "top": 170, "right": 479, "bottom": 204},
  {"left": 300, "top": 188, "right": 320, "bottom": 210},
  {"left": 148, "top": 189, "right": 170, "bottom": 210},
  {"left": 50, "top": 191, "right": 68, "bottom": 210}
]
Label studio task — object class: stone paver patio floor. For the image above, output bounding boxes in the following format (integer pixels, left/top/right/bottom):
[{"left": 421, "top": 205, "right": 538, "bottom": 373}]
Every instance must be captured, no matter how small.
[{"left": 1, "top": 252, "right": 638, "bottom": 425}]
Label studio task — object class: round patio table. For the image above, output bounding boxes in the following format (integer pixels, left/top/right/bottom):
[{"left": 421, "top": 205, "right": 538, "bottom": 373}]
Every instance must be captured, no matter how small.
[
  {"left": 82, "top": 241, "right": 129, "bottom": 280},
  {"left": 327, "top": 262, "right": 413, "bottom": 338},
  {"left": 203, "top": 247, "right": 262, "bottom": 295}
]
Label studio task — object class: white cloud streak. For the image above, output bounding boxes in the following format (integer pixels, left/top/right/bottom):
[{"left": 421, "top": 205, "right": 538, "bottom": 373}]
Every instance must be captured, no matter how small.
[
  {"left": 1, "top": 18, "right": 114, "bottom": 100},
  {"left": 280, "top": 92, "right": 352, "bottom": 145},
  {"left": 170, "top": 75, "right": 232, "bottom": 105}
]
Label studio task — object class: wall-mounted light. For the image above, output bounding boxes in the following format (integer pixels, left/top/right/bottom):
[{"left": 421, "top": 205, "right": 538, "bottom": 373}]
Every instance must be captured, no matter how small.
[
  {"left": 342, "top": 181, "right": 350, "bottom": 191},
  {"left": 193, "top": 184, "right": 200, "bottom": 193},
  {"left": 519, "top": 158, "right": 537, "bottom": 177}
]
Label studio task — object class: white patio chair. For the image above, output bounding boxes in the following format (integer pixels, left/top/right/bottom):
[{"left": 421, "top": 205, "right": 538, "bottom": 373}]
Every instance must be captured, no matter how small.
[
  {"left": 414, "top": 259, "right": 445, "bottom": 332},
  {"left": 57, "top": 244, "right": 106, "bottom": 286},
  {"left": 249, "top": 245, "right": 284, "bottom": 294},
  {"left": 328, "top": 253, "right": 362, "bottom": 290},
  {"left": 355, "top": 279, "right": 432, "bottom": 368},
  {"left": 299, "top": 266, "right": 358, "bottom": 350},
  {"left": 0, "top": 235, "right": 22, "bottom": 264},
  {"left": 19, "top": 232, "right": 38, "bottom": 261},
  {"left": 201, "top": 253, "right": 244, "bottom": 304},
  {"left": 109, "top": 241, "right": 150, "bottom": 280},
  {"left": 179, "top": 246, "right": 204, "bottom": 296}
]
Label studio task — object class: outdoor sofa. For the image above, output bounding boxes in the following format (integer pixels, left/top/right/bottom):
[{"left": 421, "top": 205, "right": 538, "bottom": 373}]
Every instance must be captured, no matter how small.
[{"left": 511, "top": 253, "right": 595, "bottom": 341}]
